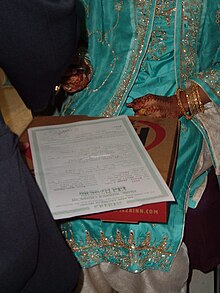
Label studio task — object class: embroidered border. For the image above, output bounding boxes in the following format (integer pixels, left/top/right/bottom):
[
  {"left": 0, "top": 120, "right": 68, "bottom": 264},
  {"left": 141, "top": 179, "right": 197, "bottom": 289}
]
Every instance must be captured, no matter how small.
[
  {"left": 180, "top": 0, "right": 203, "bottom": 84},
  {"left": 101, "top": 0, "right": 153, "bottom": 117},
  {"left": 196, "top": 68, "right": 220, "bottom": 97},
  {"left": 62, "top": 224, "right": 174, "bottom": 272}
]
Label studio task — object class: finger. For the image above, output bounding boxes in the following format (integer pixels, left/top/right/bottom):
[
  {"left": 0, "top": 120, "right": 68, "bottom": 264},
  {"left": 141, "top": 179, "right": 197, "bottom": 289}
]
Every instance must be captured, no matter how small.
[
  {"left": 135, "top": 108, "right": 147, "bottom": 115},
  {"left": 126, "top": 102, "right": 134, "bottom": 108},
  {"left": 132, "top": 112, "right": 144, "bottom": 117},
  {"left": 127, "top": 100, "right": 144, "bottom": 110},
  {"left": 19, "top": 141, "right": 30, "bottom": 153}
]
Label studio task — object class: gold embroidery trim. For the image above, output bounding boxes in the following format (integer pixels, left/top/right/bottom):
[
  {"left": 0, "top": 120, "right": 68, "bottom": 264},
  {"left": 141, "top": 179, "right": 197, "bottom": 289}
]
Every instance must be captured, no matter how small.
[
  {"left": 62, "top": 226, "right": 174, "bottom": 271},
  {"left": 101, "top": 0, "right": 153, "bottom": 117}
]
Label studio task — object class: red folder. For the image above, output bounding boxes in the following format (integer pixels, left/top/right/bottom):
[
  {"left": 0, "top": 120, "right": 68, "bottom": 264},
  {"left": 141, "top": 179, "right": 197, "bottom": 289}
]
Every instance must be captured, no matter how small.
[{"left": 82, "top": 117, "right": 179, "bottom": 223}]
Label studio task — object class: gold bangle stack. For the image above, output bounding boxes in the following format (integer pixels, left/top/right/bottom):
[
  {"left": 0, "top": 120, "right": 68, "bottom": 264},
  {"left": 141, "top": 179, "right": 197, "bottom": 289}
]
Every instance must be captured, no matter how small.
[
  {"left": 176, "top": 83, "right": 204, "bottom": 120},
  {"left": 186, "top": 83, "right": 205, "bottom": 116},
  {"left": 176, "top": 88, "right": 193, "bottom": 120}
]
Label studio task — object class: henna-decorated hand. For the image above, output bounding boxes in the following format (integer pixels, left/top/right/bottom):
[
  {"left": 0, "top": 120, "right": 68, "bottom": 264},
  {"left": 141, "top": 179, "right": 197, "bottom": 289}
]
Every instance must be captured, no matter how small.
[
  {"left": 59, "top": 49, "right": 92, "bottom": 94},
  {"left": 61, "top": 65, "right": 91, "bottom": 93},
  {"left": 127, "top": 94, "right": 182, "bottom": 118}
]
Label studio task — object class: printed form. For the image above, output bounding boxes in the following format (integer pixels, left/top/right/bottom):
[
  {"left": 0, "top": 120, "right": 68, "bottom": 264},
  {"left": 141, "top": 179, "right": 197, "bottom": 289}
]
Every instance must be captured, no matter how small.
[{"left": 28, "top": 116, "right": 174, "bottom": 219}]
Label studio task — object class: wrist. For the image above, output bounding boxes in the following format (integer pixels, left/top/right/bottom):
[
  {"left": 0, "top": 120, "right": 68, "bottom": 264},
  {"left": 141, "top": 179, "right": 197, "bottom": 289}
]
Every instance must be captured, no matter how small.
[
  {"left": 175, "top": 88, "right": 193, "bottom": 120},
  {"left": 175, "top": 84, "right": 205, "bottom": 120}
]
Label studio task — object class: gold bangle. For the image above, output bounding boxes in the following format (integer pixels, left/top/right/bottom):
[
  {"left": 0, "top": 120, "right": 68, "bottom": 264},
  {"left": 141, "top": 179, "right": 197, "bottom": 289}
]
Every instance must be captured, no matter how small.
[
  {"left": 195, "top": 85, "right": 205, "bottom": 113},
  {"left": 186, "top": 83, "right": 204, "bottom": 115},
  {"left": 176, "top": 88, "right": 193, "bottom": 120},
  {"left": 186, "top": 93, "right": 197, "bottom": 116}
]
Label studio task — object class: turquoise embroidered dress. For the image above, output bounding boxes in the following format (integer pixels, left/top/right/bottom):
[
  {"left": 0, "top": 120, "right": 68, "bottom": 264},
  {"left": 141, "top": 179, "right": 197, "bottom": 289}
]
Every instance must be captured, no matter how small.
[{"left": 61, "top": 0, "right": 220, "bottom": 272}]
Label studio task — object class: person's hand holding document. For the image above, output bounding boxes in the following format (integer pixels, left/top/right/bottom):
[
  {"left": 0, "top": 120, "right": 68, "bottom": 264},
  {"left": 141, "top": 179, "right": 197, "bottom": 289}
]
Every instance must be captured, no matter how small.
[{"left": 28, "top": 116, "right": 175, "bottom": 220}]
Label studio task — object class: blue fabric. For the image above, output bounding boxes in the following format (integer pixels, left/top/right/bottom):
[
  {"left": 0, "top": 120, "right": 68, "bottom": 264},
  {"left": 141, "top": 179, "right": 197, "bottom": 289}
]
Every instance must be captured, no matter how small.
[{"left": 61, "top": 0, "right": 220, "bottom": 272}]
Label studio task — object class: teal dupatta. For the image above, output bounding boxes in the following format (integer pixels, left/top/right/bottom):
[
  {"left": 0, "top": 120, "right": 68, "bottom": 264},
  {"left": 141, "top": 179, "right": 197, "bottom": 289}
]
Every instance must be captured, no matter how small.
[{"left": 61, "top": 0, "right": 220, "bottom": 272}]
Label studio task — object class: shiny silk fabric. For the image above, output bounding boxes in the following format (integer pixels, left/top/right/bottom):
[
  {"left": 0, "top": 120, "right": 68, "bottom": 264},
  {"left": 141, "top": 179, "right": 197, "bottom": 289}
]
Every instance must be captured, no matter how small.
[{"left": 61, "top": 0, "right": 220, "bottom": 272}]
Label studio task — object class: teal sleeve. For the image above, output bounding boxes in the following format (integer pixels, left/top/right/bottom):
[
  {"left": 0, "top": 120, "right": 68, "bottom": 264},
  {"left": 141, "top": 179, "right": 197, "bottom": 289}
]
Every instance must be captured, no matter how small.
[{"left": 190, "top": 47, "right": 220, "bottom": 106}]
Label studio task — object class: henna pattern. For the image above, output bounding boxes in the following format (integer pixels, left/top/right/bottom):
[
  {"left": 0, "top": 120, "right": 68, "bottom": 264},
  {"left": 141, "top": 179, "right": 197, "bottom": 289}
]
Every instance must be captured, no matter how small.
[{"left": 127, "top": 94, "right": 181, "bottom": 118}]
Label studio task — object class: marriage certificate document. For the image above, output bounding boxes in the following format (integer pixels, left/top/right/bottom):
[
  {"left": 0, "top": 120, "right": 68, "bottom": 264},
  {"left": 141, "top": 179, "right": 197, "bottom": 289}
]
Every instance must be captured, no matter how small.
[{"left": 28, "top": 116, "right": 175, "bottom": 220}]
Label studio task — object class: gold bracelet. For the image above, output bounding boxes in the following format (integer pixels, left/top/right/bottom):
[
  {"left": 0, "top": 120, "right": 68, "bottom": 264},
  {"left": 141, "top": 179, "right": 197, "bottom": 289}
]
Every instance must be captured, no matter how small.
[
  {"left": 193, "top": 89, "right": 200, "bottom": 113},
  {"left": 192, "top": 85, "right": 201, "bottom": 113},
  {"left": 176, "top": 88, "right": 193, "bottom": 120},
  {"left": 186, "top": 83, "right": 204, "bottom": 115},
  {"left": 195, "top": 84, "right": 205, "bottom": 113},
  {"left": 186, "top": 92, "right": 197, "bottom": 116}
]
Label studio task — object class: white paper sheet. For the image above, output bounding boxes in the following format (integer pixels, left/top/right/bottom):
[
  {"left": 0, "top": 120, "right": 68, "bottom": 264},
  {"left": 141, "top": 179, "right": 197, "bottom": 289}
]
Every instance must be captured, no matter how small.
[{"left": 28, "top": 116, "right": 174, "bottom": 219}]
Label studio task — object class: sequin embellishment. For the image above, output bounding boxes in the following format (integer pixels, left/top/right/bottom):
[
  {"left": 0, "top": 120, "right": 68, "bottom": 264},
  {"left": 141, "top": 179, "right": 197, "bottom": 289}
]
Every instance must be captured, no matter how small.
[{"left": 62, "top": 224, "right": 174, "bottom": 273}]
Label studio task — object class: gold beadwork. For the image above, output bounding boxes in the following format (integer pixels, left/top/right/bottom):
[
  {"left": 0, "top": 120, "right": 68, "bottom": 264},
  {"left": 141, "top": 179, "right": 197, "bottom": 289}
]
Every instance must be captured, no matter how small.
[
  {"left": 101, "top": 0, "right": 153, "bottom": 116},
  {"left": 180, "top": 0, "right": 203, "bottom": 85},
  {"left": 196, "top": 69, "right": 220, "bottom": 98},
  {"left": 62, "top": 226, "right": 174, "bottom": 272}
]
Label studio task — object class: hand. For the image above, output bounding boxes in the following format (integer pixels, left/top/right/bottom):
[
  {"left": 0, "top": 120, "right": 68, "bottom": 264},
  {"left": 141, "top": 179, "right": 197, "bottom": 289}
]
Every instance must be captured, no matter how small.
[
  {"left": 59, "top": 49, "right": 92, "bottom": 93},
  {"left": 18, "top": 141, "right": 30, "bottom": 153},
  {"left": 127, "top": 94, "right": 181, "bottom": 118},
  {"left": 61, "top": 66, "right": 91, "bottom": 93}
]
